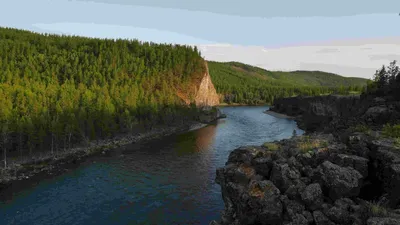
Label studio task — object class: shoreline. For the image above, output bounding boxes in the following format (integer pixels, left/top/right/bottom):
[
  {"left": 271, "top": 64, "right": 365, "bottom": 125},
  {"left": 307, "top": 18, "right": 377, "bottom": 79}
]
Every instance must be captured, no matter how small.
[
  {"left": 263, "top": 109, "right": 295, "bottom": 119},
  {"left": 0, "top": 121, "right": 209, "bottom": 193}
]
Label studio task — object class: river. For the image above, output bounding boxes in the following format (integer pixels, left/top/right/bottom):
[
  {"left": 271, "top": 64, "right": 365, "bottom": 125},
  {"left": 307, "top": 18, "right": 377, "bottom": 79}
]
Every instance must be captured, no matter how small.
[{"left": 0, "top": 106, "right": 304, "bottom": 225}]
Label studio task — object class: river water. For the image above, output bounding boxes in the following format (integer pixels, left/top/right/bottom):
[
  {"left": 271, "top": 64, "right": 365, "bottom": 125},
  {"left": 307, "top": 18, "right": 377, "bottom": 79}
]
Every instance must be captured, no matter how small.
[{"left": 0, "top": 106, "right": 304, "bottom": 225}]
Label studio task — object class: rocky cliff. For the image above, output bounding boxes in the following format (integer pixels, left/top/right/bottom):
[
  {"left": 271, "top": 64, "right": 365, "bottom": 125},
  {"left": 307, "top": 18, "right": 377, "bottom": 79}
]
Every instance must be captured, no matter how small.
[
  {"left": 270, "top": 95, "right": 400, "bottom": 133},
  {"left": 194, "top": 62, "right": 220, "bottom": 107},
  {"left": 211, "top": 94, "right": 400, "bottom": 225},
  {"left": 211, "top": 133, "right": 400, "bottom": 225}
]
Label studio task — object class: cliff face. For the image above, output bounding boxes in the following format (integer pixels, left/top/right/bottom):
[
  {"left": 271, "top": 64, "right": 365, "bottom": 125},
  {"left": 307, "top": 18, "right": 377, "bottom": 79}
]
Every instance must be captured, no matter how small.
[
  {"left": 211, "top": 94, "right": 400, "bottom": 225},
  {"left": 270, "top": 95, "right": 400, "bottom": 133},
  {"left": 194, "top": 63, "right": 220, "bottom": 107},
  {"left": 212, "top": 133, "right": 400, "bottom": 225}
]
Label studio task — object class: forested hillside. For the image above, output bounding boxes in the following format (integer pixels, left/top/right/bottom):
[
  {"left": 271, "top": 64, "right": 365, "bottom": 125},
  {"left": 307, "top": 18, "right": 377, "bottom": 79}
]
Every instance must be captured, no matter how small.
[
  {"left": 208, "top": 61, "right": 368, "bottom": 104},
  {"left": 0, "top": 27, "right": 207, "bottom": 160}
]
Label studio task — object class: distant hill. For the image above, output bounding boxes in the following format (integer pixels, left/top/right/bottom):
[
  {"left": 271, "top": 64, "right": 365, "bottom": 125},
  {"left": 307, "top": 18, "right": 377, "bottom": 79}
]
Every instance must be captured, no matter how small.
[{"left": 207, "top": 61, "right": 368, "bottom": 104}]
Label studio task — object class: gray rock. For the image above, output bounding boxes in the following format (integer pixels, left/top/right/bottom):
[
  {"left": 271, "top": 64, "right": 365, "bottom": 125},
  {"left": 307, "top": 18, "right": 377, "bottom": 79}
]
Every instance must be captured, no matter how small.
[
  {"left": 301, "top": 183, "right": 323, "bottom": 210},
  {"left": 209, "top": 220, "right": 221, "bottom": 225},
  {"left": 281, "top": 195, "right": 305, "bottom": 221},
  {"left": 290, "top": 214, "right": 309, "bottom": 225},
  {"left": 324, "top": 198, "right": 355, "bottom": 225},
  {"left": 252, "top": 156, "right": 272, "bottom": 178},
  {"left": 314, "top": 161, "right": 363, "bottom": 200},
  {"left": 367, "top": 217, "right": 400, "bottom": 225},
  {"left": 226, "top": 146, "right": 264, "bottom": 165},
  {"left": 313, "top": 210, "right": 335, "bottom": 225},
  {"left": 331, "top": 154, "right": 369, "bottom": 177},
  {"left": 302, "top": 211, "right": 314, "bottom": 224},
  {"left": 270, "top": 163, "right": 301, "bottom": 192}
]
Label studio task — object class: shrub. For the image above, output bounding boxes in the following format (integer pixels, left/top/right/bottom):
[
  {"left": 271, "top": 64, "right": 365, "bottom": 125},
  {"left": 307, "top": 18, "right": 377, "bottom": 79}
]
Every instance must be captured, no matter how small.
[
  {"left": 262, "top": 142, "right": 279, "bottom": 151},
  {"left": 351, "top": 124, "right": 372, "bottom": 134},
  {"left": 297, "top": 136, "right": 328, "bottom": 153},
  {"left": 382, "top": 124, "right": 400, "bottom": 138},
  {"left": 367, "top": 201, "right": 389, "bottom": 217}
]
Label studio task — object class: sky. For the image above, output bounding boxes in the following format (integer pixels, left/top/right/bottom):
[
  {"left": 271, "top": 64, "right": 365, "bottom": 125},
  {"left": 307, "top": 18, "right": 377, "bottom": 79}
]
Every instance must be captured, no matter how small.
[{"left": 1, "top": 0, "right": 400, "bottom": 78}]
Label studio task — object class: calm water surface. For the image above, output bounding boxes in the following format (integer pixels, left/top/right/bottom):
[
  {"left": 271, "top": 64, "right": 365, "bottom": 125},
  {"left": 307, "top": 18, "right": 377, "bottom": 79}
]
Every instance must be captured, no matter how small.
[{"left": 0, "top": 106, "right": 304, "bottom": 225}]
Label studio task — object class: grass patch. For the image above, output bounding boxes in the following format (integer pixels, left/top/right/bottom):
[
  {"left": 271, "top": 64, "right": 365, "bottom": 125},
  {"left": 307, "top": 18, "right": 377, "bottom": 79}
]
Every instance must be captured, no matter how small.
[
  {"left": 382, "top": 124, "right": 400, "bottom": 138},
  {"left": 367, "top": 201, "right": 389, "bottom": 217},
  {"left": 297, "top": 136, "right": 328, "bottom": 153},
  {"left": 351, "top": 124, "right": 372, "bottom": 134},
  {"left": 262, "top": 142, "right": 280, "bottom": 151}
]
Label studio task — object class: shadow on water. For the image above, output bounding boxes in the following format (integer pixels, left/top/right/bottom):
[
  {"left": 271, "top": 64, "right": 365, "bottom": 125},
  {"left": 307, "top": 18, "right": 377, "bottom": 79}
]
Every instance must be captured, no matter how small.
[{"left": 0, "top": 106, "right": 303, "bottom": 225}]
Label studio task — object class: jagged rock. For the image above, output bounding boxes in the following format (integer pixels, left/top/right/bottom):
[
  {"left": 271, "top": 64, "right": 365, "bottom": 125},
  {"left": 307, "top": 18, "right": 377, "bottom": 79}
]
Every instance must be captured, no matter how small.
[
  {"left": 331, "top": 154, "right": 369, "bottom": 177},
  {"left": 281, "top": 195, "right": 305, "bottom": 221},
  {"left": 289, "top": 214, "right": 309, "bottom": 225},
  {"left": 314, "top": 161, "right": 363, "bottom": 200},
  {"left": 301, "top": 183, "right": 323, "bottom": 210},
  {"left": 302, "top": 211, "right": 314, "bottom": 224},
  {"left": 209, "top": 220, "right": 220, "bottom": 225},
  {"left": 236, "top": 180, "right": 283, "bottom": 225},
  {"left": 313, "top": 210, "right": 335, "bottom": 225},
  {"left": 251, "top": 155, "right": 273, "bottom": 178},
  {"left": 367, "top": 217, "right": 400, "bottom": 225},
  {"left": 226, "top": 146, "right": 263, "bottom": 165},
  {"left": 324, "top": 198, "right": 356, "bottom": 225},
  {"left": 285, "top": 181, "right": 307, "bottom": 201},
  {"left": 270, "top": 163, "right": 301, "bottom": 193},
  {"left": 216, "top": 163, "right": 256, "bottom": 186}
]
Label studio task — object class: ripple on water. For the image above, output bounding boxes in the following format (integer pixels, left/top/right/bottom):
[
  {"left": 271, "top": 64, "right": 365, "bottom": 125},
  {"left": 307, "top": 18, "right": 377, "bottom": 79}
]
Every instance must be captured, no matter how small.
[{"left": 0, "top": 106, "right": 304, "bottom": 225}]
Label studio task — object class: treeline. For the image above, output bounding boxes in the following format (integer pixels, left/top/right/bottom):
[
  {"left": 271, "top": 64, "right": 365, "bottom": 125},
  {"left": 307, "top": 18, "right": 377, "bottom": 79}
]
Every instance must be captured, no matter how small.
[
  {"left": 208, "top": 61, "right": 365, "bottom": 105},
  {"left": 365, "top": 60, "right": 400, "bottom": 99},
  {"left": 0, "top": 27, "right": 206, "bottom": 167}
]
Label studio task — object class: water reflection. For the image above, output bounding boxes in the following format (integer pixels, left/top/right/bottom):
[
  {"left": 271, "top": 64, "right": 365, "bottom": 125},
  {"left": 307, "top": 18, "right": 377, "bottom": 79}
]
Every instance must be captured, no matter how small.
[{"left": 0, "top": 106, "right": 303, "bottom": 225}]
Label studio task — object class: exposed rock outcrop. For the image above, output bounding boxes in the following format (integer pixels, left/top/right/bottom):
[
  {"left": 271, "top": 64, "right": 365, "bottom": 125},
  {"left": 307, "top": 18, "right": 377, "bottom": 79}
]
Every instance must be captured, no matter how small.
[
  {"left": 211, "top": 133, "right": 400, "bottom": 225},
  {"left": 194, "top": 63, "right": 220, "bottom": 107},
  {"left": 269, "top": 95, "right": 400, "bottom": 133}
]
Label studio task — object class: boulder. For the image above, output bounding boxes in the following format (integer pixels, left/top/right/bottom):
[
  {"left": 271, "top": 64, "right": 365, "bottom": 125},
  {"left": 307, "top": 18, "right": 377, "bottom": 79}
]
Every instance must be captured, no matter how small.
[
  {"left": 367, "top": 217, "right": 400, "bottom": 225},
  {"left": 314, "top": 161, "right": 363, "bottom": 200},
  {"left": 331, "top": 154, "right": 369, "bottom": 177},
  {"left": 301, "top": 183, "right": 323, "bottom": 210},
  {"left": 313, "top": 210, "right": 335, "bottom": 225},
  {"left": 236, "top": 180, "right": 283, "bottom": 225},
  {"left": 226, "top": 146, "right": 264, "bottom": 165},
  {"left": 270, "top": 163, "right": 301, "bottom": 193}
]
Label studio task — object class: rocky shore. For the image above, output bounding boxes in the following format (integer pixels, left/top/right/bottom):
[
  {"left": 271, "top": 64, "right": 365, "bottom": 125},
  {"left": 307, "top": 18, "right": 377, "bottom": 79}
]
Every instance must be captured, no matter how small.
[
  {"left": 211, "top": 95, "right": 400, "bottom": 225},
  {"left": 0, "top": 107, "right": 226, "bottom": 193}
]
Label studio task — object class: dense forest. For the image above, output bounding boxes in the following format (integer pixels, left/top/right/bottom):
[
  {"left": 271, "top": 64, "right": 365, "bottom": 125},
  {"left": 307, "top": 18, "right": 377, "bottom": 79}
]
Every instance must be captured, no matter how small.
[
  {"left": 208, "top": 61, "right": 367, "bottom": 104},
  {"left": 0, "top": 27, "right": 372, "bottom": 168},
  {"left": 0, "top": 27, "right": 207, "bottom": 166}
]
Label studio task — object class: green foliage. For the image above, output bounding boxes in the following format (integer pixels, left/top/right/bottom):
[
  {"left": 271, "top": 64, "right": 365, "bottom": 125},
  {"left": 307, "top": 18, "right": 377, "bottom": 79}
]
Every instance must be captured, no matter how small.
[
  {"left": 351, "top": 124, "right": 372, "bottom": 134},
  {"left": 366, "top": 201, "right": 389, "bottom": 217},
  {"left": 297, "top": 136, "right": 328, "bottom": 153},
  {"left": 365, "top": 60, "right": 400, "bottom": 98},
  {"left": 0, "top": 27, "right": 206, "bottom": 158},
  {"left": 262, "top": 142, "right": 279, "bottom": 151},
  {"left": 208, "top": 61, "right": 368, "bottom": 105},
  {"left": 382, "top": 124, "right": 400, "bottom": 138}
]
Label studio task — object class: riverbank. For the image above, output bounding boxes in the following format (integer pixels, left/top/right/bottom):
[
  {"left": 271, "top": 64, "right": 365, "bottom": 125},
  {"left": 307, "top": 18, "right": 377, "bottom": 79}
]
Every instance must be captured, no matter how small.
[
  {"left": 263, "top": 110, "right": 295, "bottom": 119},
  {"left": 211, "top": 94, "right": 400, "bottom": 225},
  {"left": 0, "top": 121, "right": 213, "bottom": 193}
]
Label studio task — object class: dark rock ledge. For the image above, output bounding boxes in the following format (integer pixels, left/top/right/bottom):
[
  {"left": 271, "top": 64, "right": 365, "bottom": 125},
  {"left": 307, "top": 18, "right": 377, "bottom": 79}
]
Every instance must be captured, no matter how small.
[{"left": 210, "top": 132, "right": 400, "bottom": 225}]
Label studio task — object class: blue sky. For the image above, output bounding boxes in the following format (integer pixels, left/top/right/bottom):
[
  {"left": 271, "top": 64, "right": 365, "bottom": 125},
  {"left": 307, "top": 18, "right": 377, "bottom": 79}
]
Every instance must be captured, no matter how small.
[
  {"left": 2, "top": 0, "right": 400, "bottom": 47},
  {"left": 2, "top": 0, "right": 400, "bottom": 77}
]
